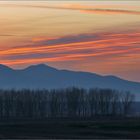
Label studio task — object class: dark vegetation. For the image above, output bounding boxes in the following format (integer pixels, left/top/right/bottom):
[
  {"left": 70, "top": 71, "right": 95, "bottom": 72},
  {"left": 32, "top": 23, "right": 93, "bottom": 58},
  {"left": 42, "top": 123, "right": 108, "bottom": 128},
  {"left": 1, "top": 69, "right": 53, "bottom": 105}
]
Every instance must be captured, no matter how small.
[
  {"left": 0, "top": 117, "right": 140, "bottom": 139},
  {"left": 0, "top": 88, "right": 134, "bottom": 118},
  {"left": 0, "top": 87, "right": 139, "bottom": 139}
]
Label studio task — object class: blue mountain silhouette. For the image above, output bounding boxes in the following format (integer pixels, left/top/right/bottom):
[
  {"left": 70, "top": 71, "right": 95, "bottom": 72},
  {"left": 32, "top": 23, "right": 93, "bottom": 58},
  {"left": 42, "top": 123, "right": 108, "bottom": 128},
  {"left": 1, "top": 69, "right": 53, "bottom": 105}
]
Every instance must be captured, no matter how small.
[{"left": 0, "top": 64, "right": 140, "bottom": 99}]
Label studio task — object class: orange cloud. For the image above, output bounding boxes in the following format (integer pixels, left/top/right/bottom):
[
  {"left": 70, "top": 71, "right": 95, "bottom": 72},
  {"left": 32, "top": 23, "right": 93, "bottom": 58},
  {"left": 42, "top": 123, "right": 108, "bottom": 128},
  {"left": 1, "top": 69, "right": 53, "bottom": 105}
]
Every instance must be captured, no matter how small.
[
  {"left": 0, "top": 31, "right": 140, "bottom": 67},
  {"left": 32, "top": 37, "right": 58, "bottom": 42},
  {"left": 81, "top": 9, "right": 140, "bottom": 15}
]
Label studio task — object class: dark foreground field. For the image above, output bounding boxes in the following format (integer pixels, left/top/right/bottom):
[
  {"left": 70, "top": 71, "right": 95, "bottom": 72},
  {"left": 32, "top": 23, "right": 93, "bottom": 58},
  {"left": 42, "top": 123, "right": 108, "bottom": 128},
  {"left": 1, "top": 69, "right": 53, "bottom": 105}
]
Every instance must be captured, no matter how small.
[{"left": 0, "top": 118, "right": 140, "bottom": 139}]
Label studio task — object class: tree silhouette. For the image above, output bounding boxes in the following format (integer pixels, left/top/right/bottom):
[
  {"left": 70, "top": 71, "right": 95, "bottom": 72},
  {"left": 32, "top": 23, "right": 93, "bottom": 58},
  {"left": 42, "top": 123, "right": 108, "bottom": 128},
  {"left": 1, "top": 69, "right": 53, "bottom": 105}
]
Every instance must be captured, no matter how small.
[{"left": 0, "top": 88, "right": 135, "bottom": 119}]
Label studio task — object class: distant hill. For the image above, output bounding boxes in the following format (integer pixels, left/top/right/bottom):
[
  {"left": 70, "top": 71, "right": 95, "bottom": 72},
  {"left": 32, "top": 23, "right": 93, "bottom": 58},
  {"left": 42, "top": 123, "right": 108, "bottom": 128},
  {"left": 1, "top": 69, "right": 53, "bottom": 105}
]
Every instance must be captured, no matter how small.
[{"left": 0, "top": 64, "right": 140, "bottom": 100}]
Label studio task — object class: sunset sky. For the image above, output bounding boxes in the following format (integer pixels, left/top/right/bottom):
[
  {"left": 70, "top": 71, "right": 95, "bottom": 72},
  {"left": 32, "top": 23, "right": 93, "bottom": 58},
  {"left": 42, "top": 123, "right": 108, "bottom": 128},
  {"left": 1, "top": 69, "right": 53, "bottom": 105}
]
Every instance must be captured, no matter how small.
[{"left": 0, "top": 1, "right": 140, "bottom": 82}]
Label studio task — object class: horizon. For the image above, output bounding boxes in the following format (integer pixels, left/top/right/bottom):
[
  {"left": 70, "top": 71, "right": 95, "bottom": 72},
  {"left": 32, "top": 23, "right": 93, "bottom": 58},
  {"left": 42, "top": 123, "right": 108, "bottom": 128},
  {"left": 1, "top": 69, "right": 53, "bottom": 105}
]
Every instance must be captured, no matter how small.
[{"left": 0, "top": 1, "right": 140, "bottom": 82}]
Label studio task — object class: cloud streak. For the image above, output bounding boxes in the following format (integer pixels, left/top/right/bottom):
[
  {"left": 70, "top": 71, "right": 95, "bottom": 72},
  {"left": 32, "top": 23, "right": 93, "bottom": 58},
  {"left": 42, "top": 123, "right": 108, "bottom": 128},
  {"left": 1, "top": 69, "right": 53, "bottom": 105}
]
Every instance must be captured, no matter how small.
[
  {"left": 2, "top": 4, "right": 140, "bottom": 15},
  {"left": 0, "top": 31, "right": 140, "bottom": 67},
  {"left": 0, "top": 34, "right": 14, "bottom": 37}
]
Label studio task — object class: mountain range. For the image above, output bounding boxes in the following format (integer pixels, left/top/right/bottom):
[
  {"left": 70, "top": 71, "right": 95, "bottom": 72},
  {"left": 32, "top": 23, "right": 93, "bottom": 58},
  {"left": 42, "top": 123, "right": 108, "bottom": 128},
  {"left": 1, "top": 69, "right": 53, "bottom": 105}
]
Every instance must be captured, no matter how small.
[{"left": 0, "top": 64, "right": 140, "bottom": 99}]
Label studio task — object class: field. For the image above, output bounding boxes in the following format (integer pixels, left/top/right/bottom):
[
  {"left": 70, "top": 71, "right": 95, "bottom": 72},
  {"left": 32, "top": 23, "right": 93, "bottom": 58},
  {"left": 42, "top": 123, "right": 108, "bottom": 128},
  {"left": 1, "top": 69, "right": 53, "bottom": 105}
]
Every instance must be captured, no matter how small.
[{"left": 0, "top": 118, "right": 140, "bottom": 139}]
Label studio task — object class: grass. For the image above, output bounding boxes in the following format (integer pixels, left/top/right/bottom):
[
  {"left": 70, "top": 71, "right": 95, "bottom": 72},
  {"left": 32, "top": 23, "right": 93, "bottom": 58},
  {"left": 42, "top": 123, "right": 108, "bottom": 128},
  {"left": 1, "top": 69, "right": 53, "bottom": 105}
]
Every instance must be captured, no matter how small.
[{"left": 0, "top": 117, "right": 140, "bottom": 139}]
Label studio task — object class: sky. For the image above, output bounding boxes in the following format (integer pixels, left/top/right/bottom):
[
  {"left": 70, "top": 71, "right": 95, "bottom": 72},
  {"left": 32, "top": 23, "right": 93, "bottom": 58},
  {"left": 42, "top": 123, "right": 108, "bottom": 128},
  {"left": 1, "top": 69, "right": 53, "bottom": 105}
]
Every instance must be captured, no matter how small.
[{"left": 0, "top": 1, "right": 140, "bottom": 82}]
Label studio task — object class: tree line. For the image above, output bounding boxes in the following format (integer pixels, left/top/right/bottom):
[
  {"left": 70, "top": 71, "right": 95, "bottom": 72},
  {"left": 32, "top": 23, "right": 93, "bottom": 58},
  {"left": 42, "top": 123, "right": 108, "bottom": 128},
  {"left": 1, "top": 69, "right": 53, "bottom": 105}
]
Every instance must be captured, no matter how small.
[{"left": 0, "top": 88, "right": 135, "bottom": 118}]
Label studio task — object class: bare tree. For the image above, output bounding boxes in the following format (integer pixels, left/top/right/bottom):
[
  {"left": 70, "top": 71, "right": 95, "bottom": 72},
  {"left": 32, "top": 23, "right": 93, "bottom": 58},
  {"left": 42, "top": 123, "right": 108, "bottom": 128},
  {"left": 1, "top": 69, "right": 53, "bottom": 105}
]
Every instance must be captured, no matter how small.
[{"left": 121, "top": 91, "right": 135, "bottom": 116}]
